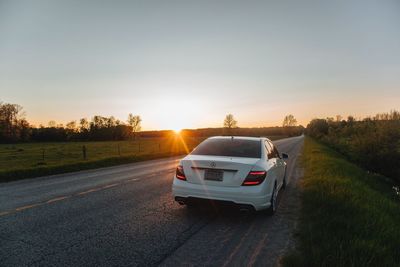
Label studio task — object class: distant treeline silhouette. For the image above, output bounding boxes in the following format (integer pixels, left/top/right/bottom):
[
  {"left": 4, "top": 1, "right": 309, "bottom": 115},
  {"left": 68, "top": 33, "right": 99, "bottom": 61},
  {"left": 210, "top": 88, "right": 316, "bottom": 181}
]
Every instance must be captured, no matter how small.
[
  {"left": 0, "top": 102, "right": 304, "bottom": 143},
  {"left": 307, "top": 110, "right": 400, "bottom": 182},
  {"left": 142, "top": 126, "right": 304, "bottom": 139},
  {"left": 181, "top": 126, "right": 303, "bottom": 138}
]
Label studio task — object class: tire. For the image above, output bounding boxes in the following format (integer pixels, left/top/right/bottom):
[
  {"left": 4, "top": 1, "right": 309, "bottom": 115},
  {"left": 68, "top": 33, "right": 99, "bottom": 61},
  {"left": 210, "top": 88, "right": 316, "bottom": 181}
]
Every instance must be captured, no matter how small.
[
  {"left": 282, "top": 168, "right": 287, "bottom": 190},
  {"left": 266, "top": 183, "right": 278, "bottom": 216},
  {"left": 185, "top": 201, "right": 196, "bottom": 209}
]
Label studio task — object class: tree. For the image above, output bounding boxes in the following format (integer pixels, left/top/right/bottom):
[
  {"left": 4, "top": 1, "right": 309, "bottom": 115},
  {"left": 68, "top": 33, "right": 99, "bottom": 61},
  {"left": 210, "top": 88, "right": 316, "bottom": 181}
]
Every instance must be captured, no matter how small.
[
  {"left": 66, "top": 121, "right": 77, "bottom": 131},
  {"left": 64, "top": 121, "right": 77, "bottom": 140},
  {"left": 282, "top": 114, "right": 297, "bottom": 127},
  {"left": 17, "top": 118, "right": 31, "bottom": 141},
  {"left": 224, "top": 114, "right": 238, "bottom": 129},
  {"left": 0, "top": 102, "right": 28, "bottom": 142},
  {"left": 106, "top": 116, "right": 116, "bottom": 128},
  {"left": 48, "top": 120, "right": 56, "bottom": 128},
  {"left": 347, "top": 115, "right": 355, "bottom": 123},
  {"left": 79, "top": 118, "right": 89, "bottom": 132},
  {"left": 127, "top": 114, "right": 142, "bottom": 139},
  {"left": 306, "top": 119, "right": 329, "bottom": 138},
  {"left": 91, "top": 116, "right": 106, "bottom": 129}
]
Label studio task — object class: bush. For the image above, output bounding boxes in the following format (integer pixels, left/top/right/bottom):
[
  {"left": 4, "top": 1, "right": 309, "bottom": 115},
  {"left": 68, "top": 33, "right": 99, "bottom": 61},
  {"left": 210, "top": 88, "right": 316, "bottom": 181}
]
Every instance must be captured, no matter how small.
[{"left": 306, "top": 111, "right": 400, "bottom": 182}]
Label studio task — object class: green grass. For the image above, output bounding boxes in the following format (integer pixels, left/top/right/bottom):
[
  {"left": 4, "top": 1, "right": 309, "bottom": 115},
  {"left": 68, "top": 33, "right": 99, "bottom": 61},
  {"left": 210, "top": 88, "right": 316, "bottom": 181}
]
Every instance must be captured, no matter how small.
[
  {"left": 283, "top": 137, "right": 400, "bottom": 267},
  {"left": 0, "top": 136, "right": 204, "bottom": 182}
]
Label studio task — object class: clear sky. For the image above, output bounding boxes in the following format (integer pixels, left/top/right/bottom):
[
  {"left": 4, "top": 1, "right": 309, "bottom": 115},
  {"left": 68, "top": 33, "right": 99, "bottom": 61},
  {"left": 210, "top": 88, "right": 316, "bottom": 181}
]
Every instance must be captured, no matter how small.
[{"left": 1, "top": 0, "right": 399, "bottom": 130}]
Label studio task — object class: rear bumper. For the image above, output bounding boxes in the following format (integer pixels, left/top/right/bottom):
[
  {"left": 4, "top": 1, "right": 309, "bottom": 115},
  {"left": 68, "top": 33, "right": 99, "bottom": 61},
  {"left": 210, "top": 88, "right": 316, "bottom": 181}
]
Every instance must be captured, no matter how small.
[
  {"left": 172, "top": 178, "right": 272, "bottom": 211},
  {"left": 175, "top": 196, "right": 256, "bottom": 211}
]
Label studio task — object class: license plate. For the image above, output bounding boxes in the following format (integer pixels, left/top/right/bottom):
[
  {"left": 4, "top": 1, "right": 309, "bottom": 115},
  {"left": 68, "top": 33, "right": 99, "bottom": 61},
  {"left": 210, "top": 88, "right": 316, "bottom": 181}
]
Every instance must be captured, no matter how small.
[{"left": 204, "top": 169, "right": 224, "bottom": 181}]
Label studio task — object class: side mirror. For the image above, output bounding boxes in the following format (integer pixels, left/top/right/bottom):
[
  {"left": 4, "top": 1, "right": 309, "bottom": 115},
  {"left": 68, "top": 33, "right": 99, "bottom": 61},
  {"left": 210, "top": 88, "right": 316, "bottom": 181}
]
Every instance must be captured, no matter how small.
[{"left": 282, "top": 153, "right": 289, "bottom": 159}]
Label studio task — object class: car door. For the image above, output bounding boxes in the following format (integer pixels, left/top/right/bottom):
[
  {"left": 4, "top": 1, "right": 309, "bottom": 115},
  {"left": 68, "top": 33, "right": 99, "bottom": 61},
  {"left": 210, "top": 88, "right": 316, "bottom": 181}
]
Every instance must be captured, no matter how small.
[
  {"left": 267, "top": 141, "right": 285, "bottom": 186},
  {"left": 264, "top": 141, "right": 279, "bottom": 185}
]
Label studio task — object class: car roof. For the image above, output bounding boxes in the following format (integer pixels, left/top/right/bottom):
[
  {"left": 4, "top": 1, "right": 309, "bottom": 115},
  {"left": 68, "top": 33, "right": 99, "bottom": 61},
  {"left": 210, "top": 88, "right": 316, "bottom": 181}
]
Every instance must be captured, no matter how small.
[{"left": 207, "top": 136, "right": 269, "bottom": 142}]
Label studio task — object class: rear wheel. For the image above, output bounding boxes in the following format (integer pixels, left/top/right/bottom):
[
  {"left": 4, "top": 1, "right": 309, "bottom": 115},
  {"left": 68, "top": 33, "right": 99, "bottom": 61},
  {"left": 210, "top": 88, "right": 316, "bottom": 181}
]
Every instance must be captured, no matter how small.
[
  {"left": 282, "top": 168, "right": 287, "bottom": 189},
  {"left": 266, "top": 183, "right": 278, "bottom": 215},
  {"left": 185, "top": 201, "right": 196, "bottom": 209}
]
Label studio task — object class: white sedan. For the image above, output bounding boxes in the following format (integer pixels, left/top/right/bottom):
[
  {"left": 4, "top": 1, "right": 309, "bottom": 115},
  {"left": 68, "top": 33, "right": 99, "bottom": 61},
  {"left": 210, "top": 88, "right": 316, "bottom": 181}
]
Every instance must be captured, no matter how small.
[{"left": 172, "top": 136, "right": 288, "bottom": 214}]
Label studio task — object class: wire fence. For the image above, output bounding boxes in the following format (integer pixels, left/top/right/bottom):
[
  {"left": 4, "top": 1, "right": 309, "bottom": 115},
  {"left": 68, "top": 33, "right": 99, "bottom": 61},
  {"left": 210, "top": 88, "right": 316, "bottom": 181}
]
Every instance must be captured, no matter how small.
[{"left": 0, "top": 137, "right": 204, "bottom": 171}]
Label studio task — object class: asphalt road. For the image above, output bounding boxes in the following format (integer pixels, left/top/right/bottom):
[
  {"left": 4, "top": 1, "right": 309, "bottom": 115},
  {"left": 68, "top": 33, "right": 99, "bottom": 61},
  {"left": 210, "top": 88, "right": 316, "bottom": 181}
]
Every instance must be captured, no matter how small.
[{"left": 0, "top": 135, "right": 304, "bottom": 267}]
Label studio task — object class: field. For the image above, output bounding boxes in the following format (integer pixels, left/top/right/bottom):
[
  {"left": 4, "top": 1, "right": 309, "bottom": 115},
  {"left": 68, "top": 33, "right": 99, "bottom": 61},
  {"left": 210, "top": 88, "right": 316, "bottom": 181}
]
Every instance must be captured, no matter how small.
[
  {"left": 283, "top": 137, "right": 400, "bottom": 267},
  {"left": 0, "top": 135, "right": 287, "bottom": 182},
  {"left": 0, "top": 136, "right": 205, "bottom": 182}
]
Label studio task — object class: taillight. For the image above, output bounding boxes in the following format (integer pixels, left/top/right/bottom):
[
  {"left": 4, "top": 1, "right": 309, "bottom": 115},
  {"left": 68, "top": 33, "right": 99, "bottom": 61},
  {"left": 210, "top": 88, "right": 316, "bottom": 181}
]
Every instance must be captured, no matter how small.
[
  {"left": 176, "top": 165, "right": 186, "bottom": 181},
  {"left": 242, "top": 171, "right": 267, "bottom": 186}
]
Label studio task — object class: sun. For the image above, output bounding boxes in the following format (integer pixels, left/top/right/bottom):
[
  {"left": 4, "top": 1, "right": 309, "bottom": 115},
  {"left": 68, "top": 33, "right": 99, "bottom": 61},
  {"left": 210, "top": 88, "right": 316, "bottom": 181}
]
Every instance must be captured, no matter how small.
[{"left": 172, "top": 128, "right": 182, "bottom": 134}]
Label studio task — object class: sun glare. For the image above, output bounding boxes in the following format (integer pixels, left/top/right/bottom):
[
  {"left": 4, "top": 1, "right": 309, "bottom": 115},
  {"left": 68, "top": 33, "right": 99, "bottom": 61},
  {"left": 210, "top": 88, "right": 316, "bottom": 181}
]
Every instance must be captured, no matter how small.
[
  {"left": 148, "top": 96, "right": 204, "bottom": 132},
  {"left": 173, "top": 128, "right": 182, "bottom": 134}
]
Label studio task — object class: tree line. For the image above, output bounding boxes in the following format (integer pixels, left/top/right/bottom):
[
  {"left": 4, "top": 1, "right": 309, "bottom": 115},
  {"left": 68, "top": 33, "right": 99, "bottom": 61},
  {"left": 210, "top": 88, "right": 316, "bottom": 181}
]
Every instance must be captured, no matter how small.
[
  {"left": 221, "top": 113, "right": 301, "bottom": 137},
  {"left": 0, "top": 102, "right": 303, "bottom": 143},
  {"left": 0, "top": 102, "right": 142, "bottom": 142},
  {"left": 306, "top": 110, "right": 400, "bottom": 182}
]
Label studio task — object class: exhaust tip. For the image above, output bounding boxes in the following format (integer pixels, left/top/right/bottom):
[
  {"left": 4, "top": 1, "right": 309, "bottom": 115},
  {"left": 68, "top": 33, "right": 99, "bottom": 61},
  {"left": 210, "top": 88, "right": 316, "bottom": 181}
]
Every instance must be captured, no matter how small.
[
  {"left": 175, "top": 196, "right": 187, "bottom": 205},
  {"left": 239, "top": 204, "right": 255, "bottom": 212}
]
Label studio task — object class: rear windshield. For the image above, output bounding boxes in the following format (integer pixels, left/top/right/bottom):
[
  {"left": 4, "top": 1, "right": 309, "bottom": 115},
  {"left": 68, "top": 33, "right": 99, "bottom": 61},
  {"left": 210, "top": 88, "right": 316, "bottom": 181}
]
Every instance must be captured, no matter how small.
[{"left": 191, "top": 138, "right": 261, "bottom": 158}]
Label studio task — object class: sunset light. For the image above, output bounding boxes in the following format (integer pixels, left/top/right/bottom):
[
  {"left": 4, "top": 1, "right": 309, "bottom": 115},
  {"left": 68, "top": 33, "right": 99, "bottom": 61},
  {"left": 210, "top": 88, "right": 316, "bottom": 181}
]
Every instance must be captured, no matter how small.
[
  {"left": 1, "top": 1, "right": 400, "bottom": 266},
  {"left": 144, "top": 96, "right": 209, "bottom": 131},
  {"left": 173, "top": 128, "right": 182, "bottom": 134}
]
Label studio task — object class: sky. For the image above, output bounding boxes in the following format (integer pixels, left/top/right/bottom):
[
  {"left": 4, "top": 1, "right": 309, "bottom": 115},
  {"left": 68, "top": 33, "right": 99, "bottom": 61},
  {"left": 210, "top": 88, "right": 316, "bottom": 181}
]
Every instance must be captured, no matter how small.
[{"left": 1, "top": 0, "right": 399, "bottom": 130}]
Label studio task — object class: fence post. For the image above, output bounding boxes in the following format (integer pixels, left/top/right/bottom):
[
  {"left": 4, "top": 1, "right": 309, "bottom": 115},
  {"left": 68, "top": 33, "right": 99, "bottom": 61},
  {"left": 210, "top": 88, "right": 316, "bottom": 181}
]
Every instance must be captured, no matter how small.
[
  {"left": 138, "top": 143, "right": 141, "bottom": 153},
  {"left": 159, "top": 143, "right": 161, "bottom": 152},
  {"left": 42, "top": 148, "right": 45, "bottom": 161},
  {"left": 118, "top": 144, "right": 121, "bottom": 156},
  {"left": 82, "top": 145, "right": 87, "bottom": 160}
]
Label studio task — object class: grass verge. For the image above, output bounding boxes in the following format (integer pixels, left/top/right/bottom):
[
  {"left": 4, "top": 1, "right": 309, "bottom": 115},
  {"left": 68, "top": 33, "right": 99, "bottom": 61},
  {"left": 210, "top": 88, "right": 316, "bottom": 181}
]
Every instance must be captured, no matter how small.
[
  {"left": 0, "top": 151, "right": 186, "bottom": 183},
  {"left": 283, "top": 137, "right": 400, "bottom": 267},
  {"left": 0, "top": 151, "right": 188, "bottom": 182}
]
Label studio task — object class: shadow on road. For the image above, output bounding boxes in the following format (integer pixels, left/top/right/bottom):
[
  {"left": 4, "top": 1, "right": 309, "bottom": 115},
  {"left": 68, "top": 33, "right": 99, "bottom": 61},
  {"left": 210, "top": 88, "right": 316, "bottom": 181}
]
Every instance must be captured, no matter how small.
[{"left": 178, "top": 187, "right": 287, "bottom": 220}]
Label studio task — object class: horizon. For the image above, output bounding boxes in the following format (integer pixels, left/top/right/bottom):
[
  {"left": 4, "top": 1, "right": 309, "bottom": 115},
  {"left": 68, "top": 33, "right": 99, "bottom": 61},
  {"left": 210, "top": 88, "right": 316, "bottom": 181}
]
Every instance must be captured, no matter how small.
[
  {"left": 1, "top": 100, "right": 396, "bottom": 132},
  {"left": 1, "top": 1, "right": 400, "bottom": 130},
  {"left": 10, "top": 107, "right": 397, "bottom": 131}
]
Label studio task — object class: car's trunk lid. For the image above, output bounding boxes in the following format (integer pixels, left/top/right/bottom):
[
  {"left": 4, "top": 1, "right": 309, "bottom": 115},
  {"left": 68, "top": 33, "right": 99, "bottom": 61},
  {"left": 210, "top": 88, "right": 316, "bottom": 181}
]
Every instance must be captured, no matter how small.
[{"left": 181, "top": 155, "right": 259, "bottom": 187}]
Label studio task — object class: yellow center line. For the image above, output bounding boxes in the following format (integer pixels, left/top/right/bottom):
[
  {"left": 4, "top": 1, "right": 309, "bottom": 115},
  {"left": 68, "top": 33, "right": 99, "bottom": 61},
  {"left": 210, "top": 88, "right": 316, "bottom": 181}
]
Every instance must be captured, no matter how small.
[
  {"left": 15, "top": 203, "right": 41, "bottom": 211},
  {"left": 1, "top": 171, "right": 168, "bottom": 217},
  {"left": 46, "top": 196, "right": 70, "bottom": 203},
  {"left": 102, "top": 183, "right": 119, "bottom": 189},
  {"left": 76, "top": 188, "right": 101, "bottom": 196}
]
